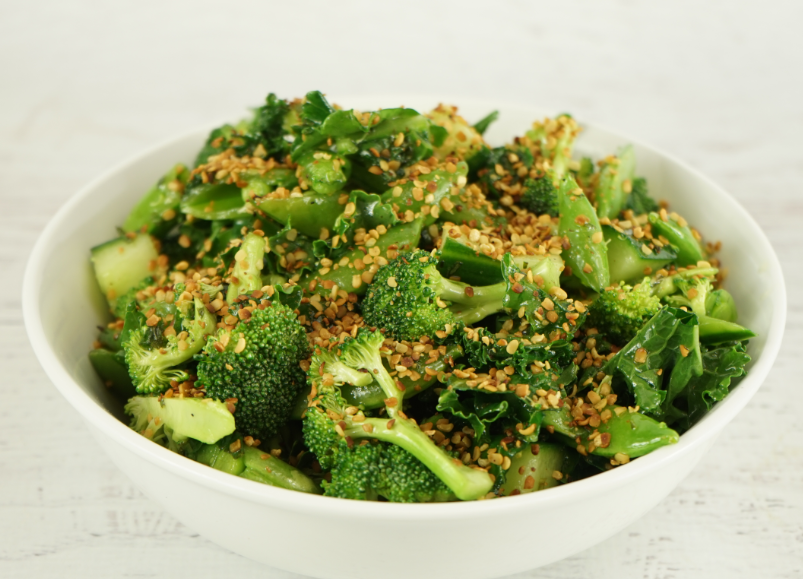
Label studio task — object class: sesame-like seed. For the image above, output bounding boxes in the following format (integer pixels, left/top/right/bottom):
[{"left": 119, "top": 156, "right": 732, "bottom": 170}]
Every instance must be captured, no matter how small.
[
  {"left": 552, "top": 470, "right": 563, "bottom": 480},
  {"left": 234, "top": 337, "right": 246, "bottom": 354},
  {"left": 387, "top": 277, "right": 397, "bottom": 288},
  {"left": 506, "top": 340, "right": 520, "bottom": 355},
  {"left": 634, "top": 348, "right": 648, "bottom": 364}
]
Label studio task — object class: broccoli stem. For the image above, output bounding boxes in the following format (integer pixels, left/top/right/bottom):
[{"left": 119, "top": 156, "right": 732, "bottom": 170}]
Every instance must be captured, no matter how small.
[
  {"left": 436, "top": 277, "right": 507, "bottom": 305},
  {"left": 343, "top": 418, "right": 492, "bottom": 501},
  {"left": 451, "top": 299, "right": 506, "bottom": 326},
  {"left": 651, "top": 267, "right": 719, "bottom": 298},
  {"left": 227, "top": 233, "right": 266, "bottom": 303}
]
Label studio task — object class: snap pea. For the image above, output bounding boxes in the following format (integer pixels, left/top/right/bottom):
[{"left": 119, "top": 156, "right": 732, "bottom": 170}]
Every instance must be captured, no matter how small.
[
  {"left": 557, "top": 177, "right": 610, "bottom": 292},
  {"left": 295, "top": 150, "right": 351, "bottom": 195},
  {"left": 258, "top": 192, "right": 345, "bottom": 239},
  {"left": 123, "top": 163, "right": 188, "bottom": 236},
  {"left": 542, "top": 404, "right": 679, "bottom": 459},
  {"left": 648, "top": 211, "right": 705, "bottom": 267},
  {"left": 595, "top": 145, "right": 636, "bottom": 219}
]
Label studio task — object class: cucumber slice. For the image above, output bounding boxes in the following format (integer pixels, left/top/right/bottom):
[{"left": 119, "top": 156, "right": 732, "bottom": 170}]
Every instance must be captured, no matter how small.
[
  {"left": 90, "top": 234, "right": 159, "bottom": 308},
  {"left": 604, "top": 225, "right": 677, "bottom": 283},
  {"left": 498, "top": 443, "right": 575, "bottom": 496}
]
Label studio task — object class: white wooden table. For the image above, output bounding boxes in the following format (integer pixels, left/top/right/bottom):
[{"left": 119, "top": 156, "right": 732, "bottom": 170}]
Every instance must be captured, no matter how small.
[{"left": 2, "top": 1, "right": 801, "bottom": 577}]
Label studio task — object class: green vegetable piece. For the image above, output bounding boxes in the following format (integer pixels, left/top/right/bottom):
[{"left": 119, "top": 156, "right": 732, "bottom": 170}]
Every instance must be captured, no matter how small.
[
  {"left": 296, "top": 150, "right": 351, "bottom": 195},
  {"left": 111, "top": 276, "right": 155, "bottom": 320},
  {"left": 520, "top": 174, "right": 559, "bottom": 217},
  {"left": 123, "top": 298, "right": 217, "bottom": 395},
  {"left": 586, "top": 278, "right": 663, "bottom": 346},
  {"left": 677, "top": 342, "right": 750, "bottom": 431},
  {"left": 126, "top": 396, "right": 236, "bottom": 446},
  {"left": 195, "top": 93, "right": 295, "bottom": 165},
  {"left": 541, "top": 403, "right": 679, "bottom": 458},
  {"left": 603, "top": 307, "right": 702, "bottom": 423},
  {"left": 604, "top": 225, "right": 677, "bottom": 284},
  {"left": 557, "top": 177, "right": 610, "bottom": 292},
  {"left": 123, "top": 164, "right": 188, "bottom": 236},
  {"left": 300, "top": 220, "right": 423, "bottom": 296},
  {"left": 181, "top": 183, "right": 247, "bottom": 220},
  {"left": 526, "top": 114, "right": 579, "bottom": 180},
  {"left": 595, "top": 145, "right": 636, "bottom": 219},
  {"left": 322, "top": 438, "right": 454, "bottom": 502},
  {"left": 240, "top": 446, "right": 321, "bottom": 494},
  {"left": 197, "top": 300, "right": 309, "bottom": 441},
  {"left": 329, "top": 189, "right": 400, "bottom": 251},
  {"left": 88, "top": 348, "right": 136, "bottom": 400},
  {"left": 195, "top": 441, "right": 246, "bottom": 475},
  {"left": 380, "top": 161, "right": 469, "bottom": 227},
  {"left": 498, "top": 443, "right": 575, "bottom": 496},
  {"left": 257, "top": 192, "right": 343, "bottom": 239},
  {"left": 648, "top": 212, "right": 705, "bottom": 266},
  {"left": 705, "top": 289, "right": 738, "bottom": 323},
  {"left": 303, "top": 329, "right": 493, "bottom": 501},
  {"left": 362, "top": 248, "right": 508, "bottom": 341},
  {"left": 427, "top": 104, "right": 486, "bottom": 161},
  {"left": 623, "top": 177, "right": 659, "bottom": 215},
  {"left": 226, "top": 233, "right": 266, "bottom": 303},
  {"left": 500, "top": 254, "right": 586, "bottom": 341},
  {"left": 473, "top": 110, "right": 499, "bottom": 136},
  {"left": 438, "top": 231, "right": 562, "bottom": 288},
  {"left": 91, "top": 233, "right": 160, "bottom": 310},
  {"left": 341, "top": 343, "right": 462, "bottom": 410},
  {"left": 698, "top": 317, "right": 756, "bottom": 345}
]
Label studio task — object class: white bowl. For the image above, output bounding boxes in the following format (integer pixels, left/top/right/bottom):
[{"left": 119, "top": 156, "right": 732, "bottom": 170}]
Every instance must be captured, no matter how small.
[{"left": 23, "top": 98, "right": 786, "bottom": 579}]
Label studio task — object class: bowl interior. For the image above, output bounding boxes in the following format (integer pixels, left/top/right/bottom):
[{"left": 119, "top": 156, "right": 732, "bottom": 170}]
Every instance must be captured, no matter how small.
[{"left": 24, "top": 98, "right": 785, "bottom": 508}]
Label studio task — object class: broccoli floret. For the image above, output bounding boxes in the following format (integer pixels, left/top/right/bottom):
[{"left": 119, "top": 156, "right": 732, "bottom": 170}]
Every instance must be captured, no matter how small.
[
  {"left": 197, "top": 299, "right": 309, "bottom": 440},
  {"left": 477, "top": 145, "right": 535, "bottom": 199},
  {"left": 587, "top": 278, "right": 663, "bottom": 345},
  {"left": 361, "top": 249, "right": 507, "bottom": 341},
  {"left": 125, "top": 395, "right": 236, "bottom": 452},
  {"left": 520, "top": 175, "right": 559, "bottom": 217},
  {"left": 324, "top": 439, "right": 454, "bottom": 502},
  {"left": 303, "top": 329, "right": 493, "bottom": 501},
  {"left": 123, "top": 298, "right": 216, "bottom": 395}
]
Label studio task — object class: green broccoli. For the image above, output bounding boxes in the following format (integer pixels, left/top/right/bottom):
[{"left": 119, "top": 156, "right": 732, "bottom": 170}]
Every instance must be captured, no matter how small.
[
  {"left": 324, "top": 439, "right": 454, "bottom": 502},
  {"left": 125, "top": 395, "right": 236, "bottom": 452},
  {"left": 196, "top": 298, "right": 309, "bottom": 440},
  {"left": 123, "top": 297, "right": 216, "bottom": 395},
  {"left": 361, "top": 249, "right": 508, "bottom": 341},
  {"left": 476, "top": 145, "right": 534, "bottom": 199},
  {"left": 303, "top": 329, "right": 493, "bottom": 501},
  {"left": 586, "top": 278, "right": 663, "bottom": 345},
  {"left": 520, "top": 174, "right": 559, "bottom": 217}
]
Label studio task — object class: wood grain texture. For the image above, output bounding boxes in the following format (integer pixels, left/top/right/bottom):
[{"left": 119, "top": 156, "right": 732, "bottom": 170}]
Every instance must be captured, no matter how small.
[{"left": 1, "top": 0, "right": 801, "bottom": 577}]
